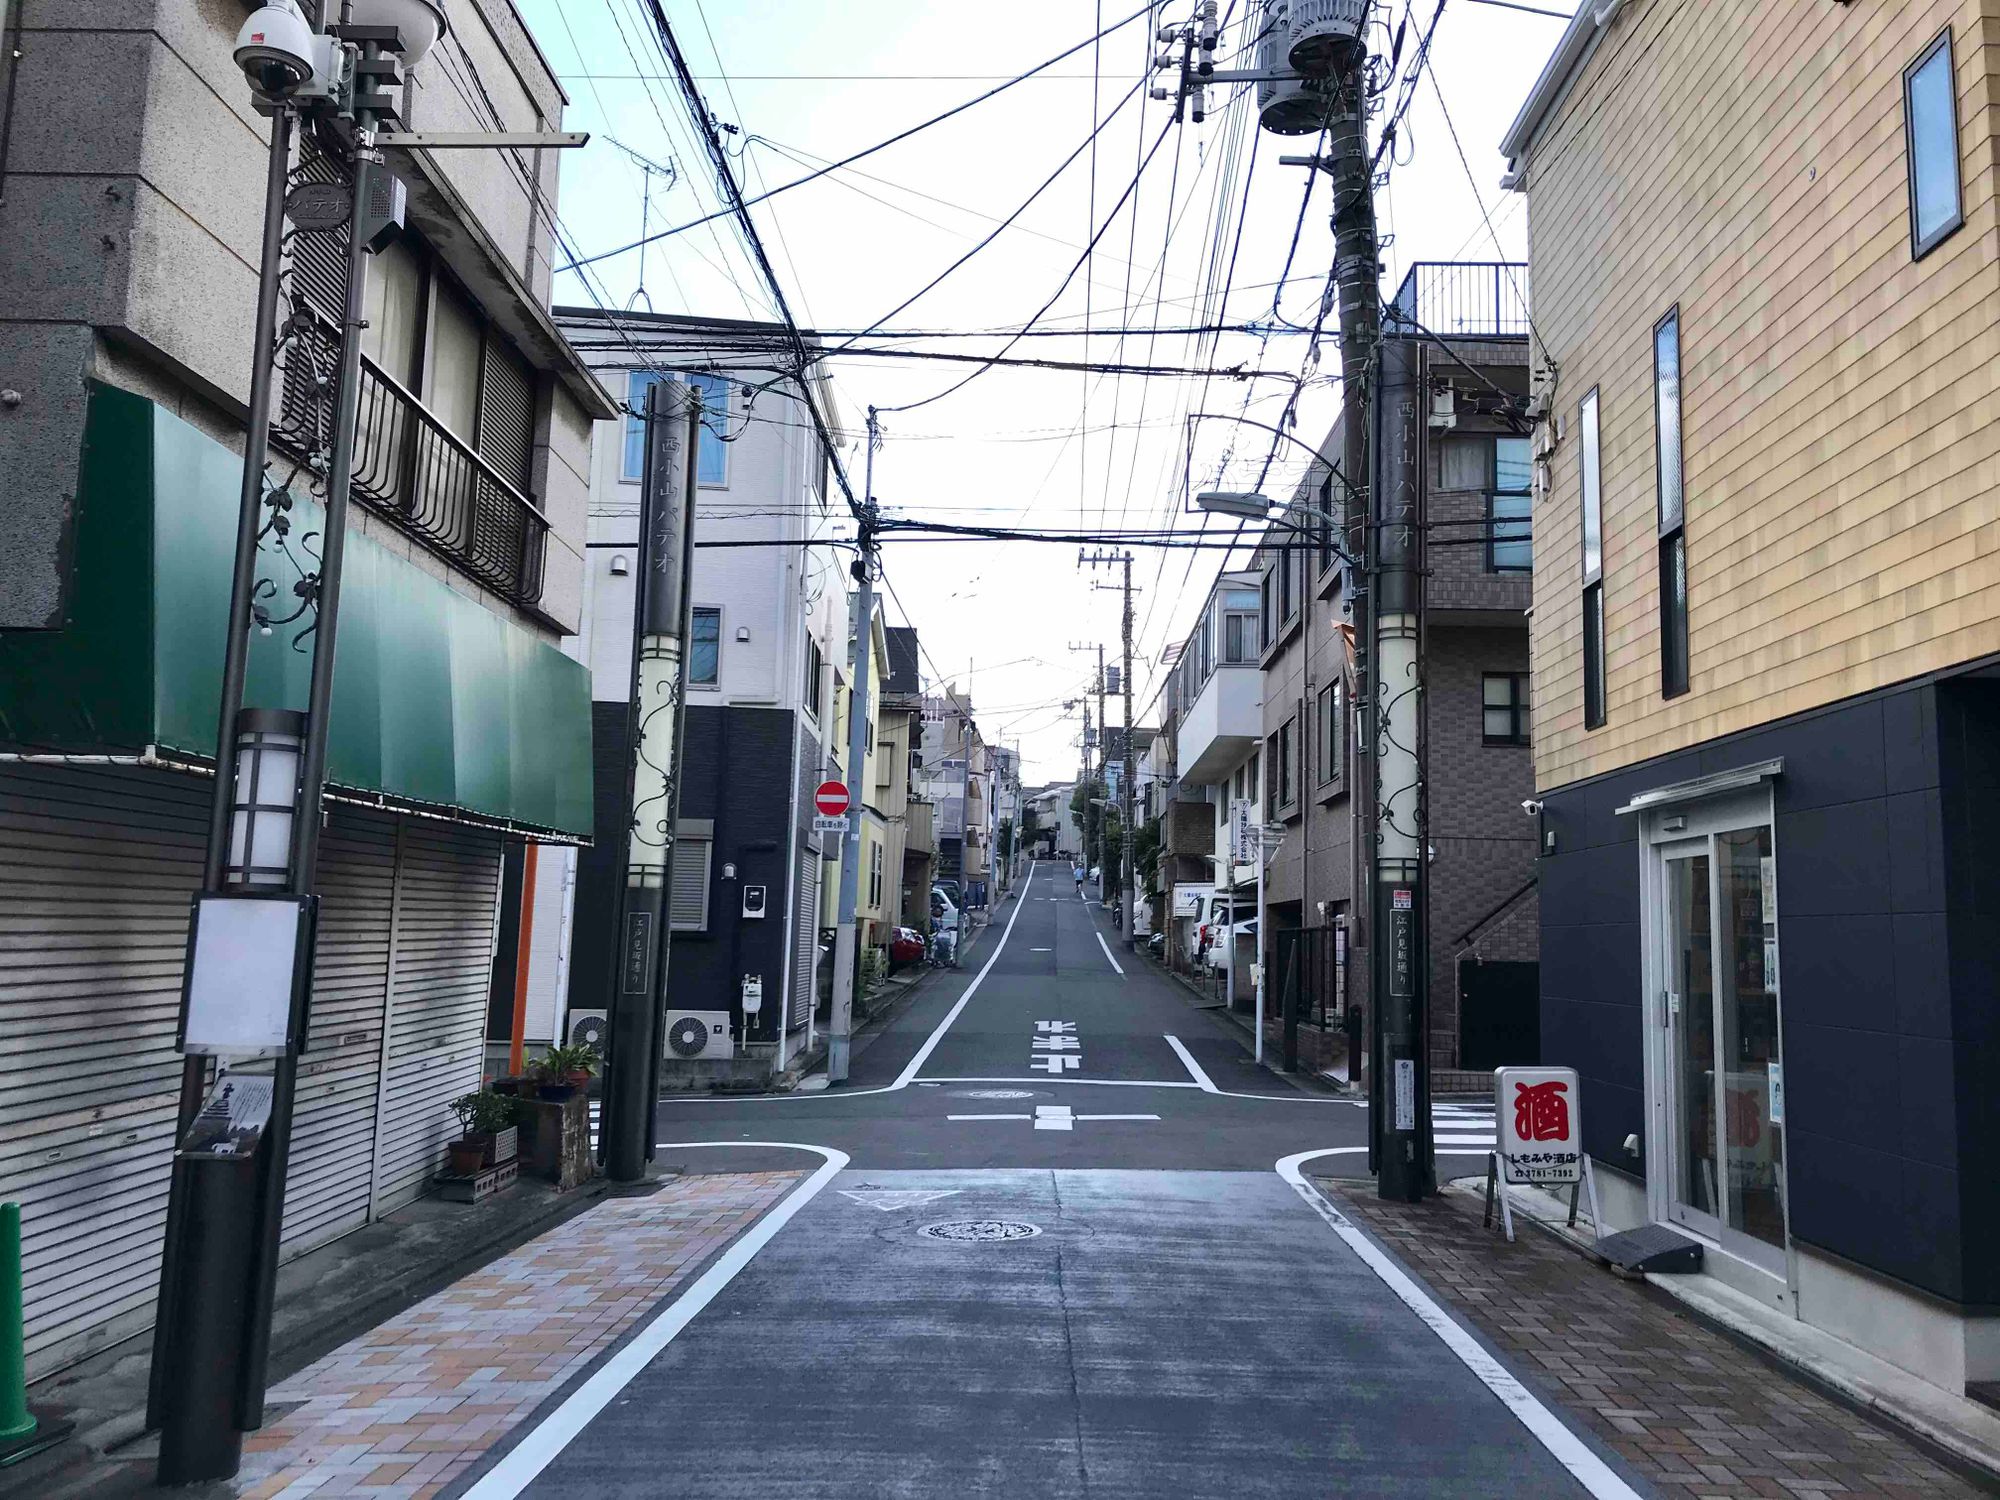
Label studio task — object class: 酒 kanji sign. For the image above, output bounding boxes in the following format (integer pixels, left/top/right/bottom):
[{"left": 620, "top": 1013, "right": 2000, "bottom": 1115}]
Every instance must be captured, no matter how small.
[{"left": 1495, "top": 1066, "right": 1582, "bottom": 1185}]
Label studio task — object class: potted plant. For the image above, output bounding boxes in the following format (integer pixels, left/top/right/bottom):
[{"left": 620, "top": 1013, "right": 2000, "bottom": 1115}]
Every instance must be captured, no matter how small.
[
  {"left": 536, "top": 1042, "right": 599, "bottom": 1100},
  {"left": 446, "top": 1090, "right": 518, "bottom": 1176}
]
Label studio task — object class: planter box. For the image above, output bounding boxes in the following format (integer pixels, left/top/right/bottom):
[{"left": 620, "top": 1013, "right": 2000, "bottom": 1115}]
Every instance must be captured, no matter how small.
[{"left": 485, "top": 1125, "right": 518, "bottom": 1166}]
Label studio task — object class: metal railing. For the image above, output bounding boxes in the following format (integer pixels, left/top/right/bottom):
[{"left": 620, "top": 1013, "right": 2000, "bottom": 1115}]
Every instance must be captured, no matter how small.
[
  {"left": 349, "top": 360, "right": 548, "bottom": 609},
  {"left": 1386, "top": 262, "right": 1531, "bottom": 339},
  {"left": 274, "top": 316, "right": 548, "bottom": 611}
]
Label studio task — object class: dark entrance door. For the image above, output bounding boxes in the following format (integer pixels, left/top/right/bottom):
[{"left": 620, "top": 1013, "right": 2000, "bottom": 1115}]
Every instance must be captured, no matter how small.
[{"left": 1457, "top": 959, "right": 1540, "bottom": 1071}]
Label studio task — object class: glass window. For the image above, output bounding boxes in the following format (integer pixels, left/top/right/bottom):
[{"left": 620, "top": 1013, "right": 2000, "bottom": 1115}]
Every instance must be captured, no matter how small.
[
  {"left": 1579, "top": 388, "right": 1602, "bottom": 582},
  {"left": 1661, "top": 531, "right": 1690, "bottom": 698},
  {"left": 690, "top": 607, "right": 720, "bottom": 686},
  {"left": 803, "top": 634, "right": 823, "bottom": 719},
  {"left": 1905, "top": 30, "right": 1962, "bottom": 259},
  {"left": 360, "top": 238, "right": 423, "bottom": 386},
  {"left": 1583, "top": 582, "right": 1607, "bottom": 730},
  {"left": 622, "top": 370, "right": 731, "bottom": 484},
  {"left": 1316, "top": 681, "right": 1344, "bottom": 785},
  {"left": 1482, "top": 673, "right": 1530, "bottom": 746},
  {"left": 1486, "top": 436, "right": 1533, "bottom": 572},
  {"left": 423, "top": 276, "right": 482, "bottom": 445},
  {"left": 1654, "top": 311, "right": 1683, "bottom": 534},
  {"left": 1224, "top": 611, "right": 1255, "bottom": 663},
  {"left": 688, "top": 372, "right": 731, "bottom": 486},
  {"left": 1259, "top": 570, "right": 1276, "bottom": 651}
]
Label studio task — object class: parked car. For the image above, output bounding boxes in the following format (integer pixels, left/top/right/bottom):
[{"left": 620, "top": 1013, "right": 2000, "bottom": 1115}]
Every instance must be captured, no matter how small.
[
  {"left": 1203, "top": 916, "right": 1258, "bottom": 973},
  {"left": 930, "top": 887, "right": 960, "bottom": 931},
  {"left": 933, "top": 878, "right": 962, "bottom": 906}
]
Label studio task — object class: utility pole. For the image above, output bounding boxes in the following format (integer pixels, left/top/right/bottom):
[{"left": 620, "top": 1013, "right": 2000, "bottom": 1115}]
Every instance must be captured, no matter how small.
[
  {"left": 828, "top": 409, "right": 881, "bottom": 1083},
  {"left": 1067, "top": 641, "right": 1102, "bottom": 876},
  {"left": 1082, "top": 549, "right": 1138, "bottom": 944},
  {"left": 958, "top": 669, "right": 974, "bottom": 963},
  {"left": 603, "top": 379, "right": 700, "bottom": 1176}
]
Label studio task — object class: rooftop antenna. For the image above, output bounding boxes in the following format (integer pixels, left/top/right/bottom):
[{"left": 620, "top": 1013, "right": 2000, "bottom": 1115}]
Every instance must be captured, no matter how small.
[{"left": 602, "top": 136, "right": 678, "bottom": 313}]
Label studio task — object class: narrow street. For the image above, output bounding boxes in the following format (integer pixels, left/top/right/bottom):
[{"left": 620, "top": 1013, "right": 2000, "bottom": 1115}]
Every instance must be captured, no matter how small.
[{"left": 457, "top": 862, "right": 1626, "bottom": 1500}]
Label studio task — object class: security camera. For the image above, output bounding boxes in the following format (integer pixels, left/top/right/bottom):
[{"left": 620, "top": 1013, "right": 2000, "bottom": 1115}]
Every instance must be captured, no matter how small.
[
  {"left": 1520, "top": 799, "right": 1544, "bottom": 816},
  {"left": 235, "top": 0, "right": 315, "bottom": 101}
]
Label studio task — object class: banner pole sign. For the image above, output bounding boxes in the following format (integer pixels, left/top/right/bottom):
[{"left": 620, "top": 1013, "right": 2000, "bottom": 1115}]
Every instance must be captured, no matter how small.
[{"left": 1484, "top": 1066, "right": 1601, "bottom": 1243}]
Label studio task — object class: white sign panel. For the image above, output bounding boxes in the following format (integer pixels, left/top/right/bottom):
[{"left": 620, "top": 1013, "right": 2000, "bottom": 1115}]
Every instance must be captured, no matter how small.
[
  {"left": 1495, "top": 1066, "right": 1583, "bottom": 1185},
  {"left": 812, "top": 814, "right": 851, "bottom": 833},
  {"left": 1229, "top": 798, "right": 1256, "bottom": 864},
  {"left": 182, "top": 895, "right": 308, "bottom": 1058}
]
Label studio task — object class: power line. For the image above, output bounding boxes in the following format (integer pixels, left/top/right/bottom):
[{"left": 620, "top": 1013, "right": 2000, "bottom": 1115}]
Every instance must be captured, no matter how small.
[{"left": 558, "top": 2, "right": 1161, "bottom": 275}]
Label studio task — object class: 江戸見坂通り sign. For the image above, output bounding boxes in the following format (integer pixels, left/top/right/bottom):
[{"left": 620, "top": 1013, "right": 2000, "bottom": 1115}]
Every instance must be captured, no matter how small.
[{"left": 1495, "top": 1066, "right": 1583, "bottom": 1185}]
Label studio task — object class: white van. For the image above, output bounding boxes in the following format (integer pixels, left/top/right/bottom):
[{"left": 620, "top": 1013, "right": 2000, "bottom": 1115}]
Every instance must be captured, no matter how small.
[{"left": 1189, "top": 890, "right": 1250, "bottom": 968}]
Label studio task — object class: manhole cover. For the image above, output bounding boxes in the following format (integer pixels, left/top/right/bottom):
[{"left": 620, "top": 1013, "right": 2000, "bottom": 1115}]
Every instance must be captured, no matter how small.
[
  {"left": 951, "top": 1088, "right": 1038, "bottom": 1100},
  {"left": 919, "top": 1219, "right": 1042, "bottom": 1242}
]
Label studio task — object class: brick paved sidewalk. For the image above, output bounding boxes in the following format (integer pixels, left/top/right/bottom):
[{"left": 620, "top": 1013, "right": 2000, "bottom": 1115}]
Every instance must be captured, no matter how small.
[
  {"left": 1323, "top": 1178, "right": 1986, "bottom": 1499},
  {"left": 98, "top": 1171, "right": 802, "bottom": 1500}
]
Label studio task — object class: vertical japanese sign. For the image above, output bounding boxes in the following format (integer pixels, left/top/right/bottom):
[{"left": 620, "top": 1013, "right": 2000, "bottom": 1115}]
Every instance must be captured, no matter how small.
[
  {"left": 1495, "top": 1065, "right": 1583, "bottom": 1185},
  {"left": 1388, "top": 888, "right": 1413, "bottom": 999}
]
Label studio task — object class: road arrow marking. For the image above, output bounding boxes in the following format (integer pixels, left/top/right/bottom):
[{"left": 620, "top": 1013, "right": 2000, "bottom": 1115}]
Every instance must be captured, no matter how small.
[{"left": 836, "top": 1189, "right": 964, "bottom": 1212}]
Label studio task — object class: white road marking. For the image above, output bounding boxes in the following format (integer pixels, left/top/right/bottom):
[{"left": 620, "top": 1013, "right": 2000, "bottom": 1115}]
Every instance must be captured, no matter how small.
[
  {"left": 1031, "top": 1036, "right": 1080, "bottom": 1051},
  {"left": 1030, "top": 946, "right": 1053, "bottom": 951},
  {"left": 1094, "top": 931, "right": 1125, "bottom": 974},
  {"left": 837, "top": 1188, "right": 962, "bottom": 1211},
  {"left": 1035, "top": 1021, "right": 1077, "bottom": 1033},
  {"left": 942, "top": 1107, "right": 1163, "bottom": 1130},
  {"left": 923, "top": 1075, "right": 1198, "bottom": 1088},
  {"left": 889, "top": 861, "right": 1038, "bottom": 1088},
  {"left": 1276, "top": 1150, "right": 1643, "bottom": 1500},
  {"left": 1163, "top": 1035, "right": 1219, "bottom": 1093},
  {"left": 462, "top": 1142, "right": 848, "bottom": 1500},
  {"left": 1028, "top": 1055, "right": 1082, "bottom": 1074}
]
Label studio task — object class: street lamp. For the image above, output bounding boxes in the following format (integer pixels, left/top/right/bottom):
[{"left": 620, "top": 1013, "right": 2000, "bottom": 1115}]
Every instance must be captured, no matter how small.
[{"left": 1194, "top": 490, "right": 1276, "bottom": 522}]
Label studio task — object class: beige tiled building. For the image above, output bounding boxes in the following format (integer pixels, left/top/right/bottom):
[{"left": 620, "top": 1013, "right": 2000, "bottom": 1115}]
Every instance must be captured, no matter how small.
[{"left": 1506, "top": 0, "right": 2000, "bottom": 1405}]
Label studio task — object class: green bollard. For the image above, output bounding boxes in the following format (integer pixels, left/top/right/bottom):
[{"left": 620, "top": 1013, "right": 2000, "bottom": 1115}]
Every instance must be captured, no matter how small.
[
  {"left": 0, "top": 1203, "right": 33, "bottom": 1444},
  {"left": 0, "top": 1200, "right": 73, "bottom": 1469}
]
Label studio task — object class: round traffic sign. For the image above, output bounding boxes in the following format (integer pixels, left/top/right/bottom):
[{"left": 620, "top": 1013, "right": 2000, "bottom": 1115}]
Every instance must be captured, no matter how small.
[{"left": 814, "top": 781, "right": 850, "bottom": 817}]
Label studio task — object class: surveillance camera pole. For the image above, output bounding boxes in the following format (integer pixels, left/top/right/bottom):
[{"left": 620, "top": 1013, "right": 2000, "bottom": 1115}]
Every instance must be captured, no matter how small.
[{"left": 827, "top": 408, "right": 880, "bottom": 1083}]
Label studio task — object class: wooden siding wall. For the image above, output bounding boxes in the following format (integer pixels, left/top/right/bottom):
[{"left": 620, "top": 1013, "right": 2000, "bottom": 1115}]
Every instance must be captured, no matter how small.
[{"left": 1521, "top": 0, "right": 2000, "bottom": 791}]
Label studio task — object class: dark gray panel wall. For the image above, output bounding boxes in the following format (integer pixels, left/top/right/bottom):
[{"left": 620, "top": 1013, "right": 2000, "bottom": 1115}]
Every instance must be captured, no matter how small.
[{"left": 1542, "top": 679, "right": 1992, "bottom": 1306}]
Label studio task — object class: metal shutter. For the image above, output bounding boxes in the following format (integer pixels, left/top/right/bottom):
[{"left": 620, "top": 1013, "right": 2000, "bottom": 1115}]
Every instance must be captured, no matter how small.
[
  {"left": 791, "top": 850, "right": 817, "bottom": 1031},
  {"left": 669, "top": 836, "right": 710, "bottom": 932},
  {"left": 371, "top": 820, "right": 501, "bottom": 1213},
  {"left": 279, "top": 807, "right": 396, "bottom": 1254},
  {"left": 0, "top": 764, "right": 203, "bottom": 1377}
]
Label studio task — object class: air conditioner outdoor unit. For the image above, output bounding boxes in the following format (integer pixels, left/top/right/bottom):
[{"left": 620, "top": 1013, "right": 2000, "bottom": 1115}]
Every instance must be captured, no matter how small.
[
  {"left": 566, "top": 1008, "right": 607, "bottom": 1053},
  {"left": 664, "top": 1009, "right": 734, "bottom": 1061}
]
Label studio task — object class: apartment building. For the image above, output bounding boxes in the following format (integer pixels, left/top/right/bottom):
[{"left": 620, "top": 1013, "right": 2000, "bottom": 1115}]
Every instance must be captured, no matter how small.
[
  {"left": 1505, "top": 0, "right": 2000, "bottom": 1400},
  {"left": 0, "top": 0, "right": 605, "bottom": 1378},
  {"left": 549, "top": 308, "right": 846, "bottom": 1086},
  {"left": 882, "top": 626, "right": 935, "bottom": 927},
  {"left": 1252, "top": 263, "right": 1540, "bottom": 1080}
]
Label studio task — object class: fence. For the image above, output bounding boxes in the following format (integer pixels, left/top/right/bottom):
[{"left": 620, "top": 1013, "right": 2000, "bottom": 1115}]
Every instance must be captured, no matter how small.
[{"left": 1385, "top": 262, "right": 1531, "bottom": 340}]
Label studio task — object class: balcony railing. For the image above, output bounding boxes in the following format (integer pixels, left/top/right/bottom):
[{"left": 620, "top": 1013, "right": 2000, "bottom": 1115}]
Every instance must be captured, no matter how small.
[
  {"left": 1386, "top": 262, "right": 1530, "bottom": 340},
  {"left": 275, "top": 323, "right": 549, "bottom": 611}
]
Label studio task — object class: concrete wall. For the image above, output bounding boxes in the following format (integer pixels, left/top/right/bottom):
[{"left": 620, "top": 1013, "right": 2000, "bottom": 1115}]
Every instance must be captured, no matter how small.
[{"left": 0, "top": 0, "right": 592, "bottom": 635}]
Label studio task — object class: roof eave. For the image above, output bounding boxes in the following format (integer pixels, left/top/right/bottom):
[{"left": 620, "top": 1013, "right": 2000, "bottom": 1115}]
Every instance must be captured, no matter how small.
[{"left": 1498, "top": 0, "right": 1623, "bottom": 189}]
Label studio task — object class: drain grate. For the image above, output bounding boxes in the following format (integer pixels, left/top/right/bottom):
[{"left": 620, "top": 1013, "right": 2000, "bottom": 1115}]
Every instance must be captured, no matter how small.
[{"left": 919, "top": 1219, "right": 1042, "bottom": 1242}]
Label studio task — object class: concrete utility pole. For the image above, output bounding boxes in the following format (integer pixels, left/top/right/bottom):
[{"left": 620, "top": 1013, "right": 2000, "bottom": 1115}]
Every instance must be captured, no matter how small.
[
  {"left": 959, "top": 669, "right": 974, "bottom": 962},
  {"left": 604, "top": 379, "right": 700, "bottom": 1176},
  {"left": 828, "top": 408, "right": 882, "bottom": 1083},
  {"left": 1083, "top": 549, "right": 1138, "bottom": 943}
]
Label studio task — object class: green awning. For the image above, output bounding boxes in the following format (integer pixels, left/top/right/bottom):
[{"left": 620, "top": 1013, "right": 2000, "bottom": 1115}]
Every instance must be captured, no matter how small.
[{"left": 0, "top": 382, "right": 592, "bottom": 839}]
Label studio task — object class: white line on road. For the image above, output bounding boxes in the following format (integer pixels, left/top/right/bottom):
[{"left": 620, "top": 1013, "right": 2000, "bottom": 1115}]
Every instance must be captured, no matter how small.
[
  {"left": 1276, "top": 1150, "right": 1642, "bottom": 1500},
  {"left": 1094, "top": 930, "right": 1125, "bottom": 974},
  {"left": 462, "top": 1142, "right": 848, "bottom": 1500},
  {"left": 1163, "top": 1035, "right": 1219, "bottom": 1093},
  {"left": 922, "top": 1075, "right": 1201, "bottom": 1088},
  {"left": 892, "top": 861, "right": 1038, "bottom": 1087}
]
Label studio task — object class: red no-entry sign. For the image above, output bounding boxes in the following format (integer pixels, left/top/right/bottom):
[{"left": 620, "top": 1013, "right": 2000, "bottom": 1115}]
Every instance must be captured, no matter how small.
[{"left": 814, "top": 781, "right": 850, "bottom": 817}]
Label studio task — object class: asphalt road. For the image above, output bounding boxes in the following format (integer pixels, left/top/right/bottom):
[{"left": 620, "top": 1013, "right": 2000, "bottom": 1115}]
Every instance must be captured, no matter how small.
[{"left": 457, "top": 861, "right": 1647, "bottom": 1500}]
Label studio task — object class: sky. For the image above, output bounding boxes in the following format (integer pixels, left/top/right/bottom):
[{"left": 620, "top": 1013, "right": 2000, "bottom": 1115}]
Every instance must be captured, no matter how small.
[{"left": 512, "top": 0, "right": 1570, "bottom": 784}]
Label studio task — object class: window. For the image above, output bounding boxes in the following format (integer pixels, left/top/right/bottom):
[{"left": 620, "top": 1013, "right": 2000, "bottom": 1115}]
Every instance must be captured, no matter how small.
[
  {"left": 1655, "top": 310, "right": 1690, "bottom": 698},
  {"left": 1220, "top": 589, "right": 1260, "bottom": 665},
  {"left": 803, "top": 634, "right": 824, "bottom": 720},
  {"left": 690, "top": 607, "right": 720, "bottom": 686},
  {"left": 1482, "top": 673, "right": 1530, "bottom": 746},
  {"left": 1315, "top": 681, "right": 1344, "bottom": 786},
  {"left": 1579, "top": 388, "right": 1606, "bottom": 730},
  {"left": 1487, "top": 436, "right": 1533, "bottom": 572},
  {"left": 1259, "top": 569, "right": 1276, "bottom": 651},
  {"left": 1905, "top": 30, "right": 1963, "bottom": 259},
  {"left": 1265, "top": 719, "right": 1295, "bottom": 815},
  {"left": 669, "top": 832, "right": 711, "bottom": 931},
  {"left": 622, "top": 370, "right": 731, "bottom": 484},
  {"left": 867, "top": 842, "right": 883, "bottom": 908},
  {"left": 1315, "top": 474, "right": 1337, "bottom": 575}
]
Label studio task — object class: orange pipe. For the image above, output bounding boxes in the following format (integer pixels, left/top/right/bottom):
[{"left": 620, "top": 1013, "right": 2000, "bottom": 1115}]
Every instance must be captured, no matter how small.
[{"left": 508, "top": 842, "right": 538, "bottom": 1077}]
